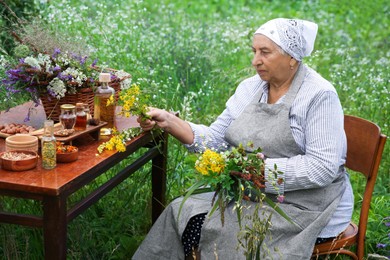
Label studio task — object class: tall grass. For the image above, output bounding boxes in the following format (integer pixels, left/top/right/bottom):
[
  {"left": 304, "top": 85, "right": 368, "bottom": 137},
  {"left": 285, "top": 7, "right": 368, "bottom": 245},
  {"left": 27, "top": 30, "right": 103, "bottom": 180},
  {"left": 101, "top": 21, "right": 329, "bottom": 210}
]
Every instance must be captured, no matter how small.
[{"left": 0, "top": 0, "right": 389, "bottom": 258}]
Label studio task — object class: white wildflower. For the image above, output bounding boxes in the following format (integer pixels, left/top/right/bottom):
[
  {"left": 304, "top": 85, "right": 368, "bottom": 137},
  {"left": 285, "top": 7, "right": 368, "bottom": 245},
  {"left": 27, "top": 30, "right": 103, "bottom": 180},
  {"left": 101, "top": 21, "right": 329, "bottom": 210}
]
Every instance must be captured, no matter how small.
[
  {"left": 56, "top": 52, "right": 71, "bottom": 66},
  {"left": 62, "top": 67, "right": 87, "bottom": 86},
  {"left": 24, "top": 57, "right": 41, "bottom": 69},
  {"left": 47, "top": 78, "right": 67, "bottom": 99},
  {"left": 36, "top": 53, "right": 52, "bottom": 71},
  {"left": 114, "top": 70, "right": 132, "bottom": 89}
]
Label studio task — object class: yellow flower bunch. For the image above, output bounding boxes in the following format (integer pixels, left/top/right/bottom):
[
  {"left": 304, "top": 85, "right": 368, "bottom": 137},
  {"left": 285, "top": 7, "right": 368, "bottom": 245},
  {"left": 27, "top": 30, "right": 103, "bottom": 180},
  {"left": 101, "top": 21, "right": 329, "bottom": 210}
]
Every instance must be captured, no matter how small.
[
  {"left": 97, "top": 128, "right": 126, "bottom": 154},
  {"left": 195, "top": 149, "right": 225, "bottom": 175},
  {"left": 180, "top": 143, "right": 291, "bottom": 226},
  {"left": 120, "top": 84, "right": 140, "bottom": 115},
  {"left": 108, "top": 83, "right": 150, "bottom": 119},
  {"left": 98, "top": 81, "right": 155, "bottom": 154}
]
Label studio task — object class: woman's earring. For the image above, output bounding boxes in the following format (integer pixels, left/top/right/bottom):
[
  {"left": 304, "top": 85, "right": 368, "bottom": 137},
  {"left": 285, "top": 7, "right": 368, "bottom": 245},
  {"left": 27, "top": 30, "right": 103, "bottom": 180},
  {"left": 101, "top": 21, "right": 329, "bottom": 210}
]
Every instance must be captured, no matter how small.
[{"left": 290, "top": 57, "right": 296, "bottom": 70}]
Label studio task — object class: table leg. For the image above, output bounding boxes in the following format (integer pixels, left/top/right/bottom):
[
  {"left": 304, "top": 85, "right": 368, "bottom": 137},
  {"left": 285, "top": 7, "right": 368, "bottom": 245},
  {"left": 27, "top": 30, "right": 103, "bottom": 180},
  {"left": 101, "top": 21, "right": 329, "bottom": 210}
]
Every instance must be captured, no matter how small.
[
  {"left": 151, "top": 134, "right": 168, "bottom": 223},
  {"left": 43, "top": 195, "right": 67, "bottom": 260}
]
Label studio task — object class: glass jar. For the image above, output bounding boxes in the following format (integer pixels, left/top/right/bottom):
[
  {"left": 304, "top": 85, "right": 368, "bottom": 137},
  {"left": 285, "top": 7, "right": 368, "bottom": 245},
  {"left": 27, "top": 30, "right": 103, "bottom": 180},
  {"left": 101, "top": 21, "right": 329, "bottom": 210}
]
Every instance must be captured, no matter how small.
[
  {"left": 59, "top": 104, "right": 76, "bottom": 129},
  {"left": 74, "top": 103, "right": 87, "bottom": 131},
  {"left": 41, "top": 120, "right": 56, "bottom": 169}
]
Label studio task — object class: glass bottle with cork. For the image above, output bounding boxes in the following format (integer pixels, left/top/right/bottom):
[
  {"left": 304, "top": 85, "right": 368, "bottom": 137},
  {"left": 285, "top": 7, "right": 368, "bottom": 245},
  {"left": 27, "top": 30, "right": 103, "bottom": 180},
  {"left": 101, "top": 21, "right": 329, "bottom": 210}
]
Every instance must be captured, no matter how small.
[
  {"left": 74, "top": 103, "right": 87, "bottom": 131},
  {"left": 41, "top": 120, "right": 56, "bottom": 169},
  {"left": 94, "top": 73, "right": 115, "bottom": 132}
]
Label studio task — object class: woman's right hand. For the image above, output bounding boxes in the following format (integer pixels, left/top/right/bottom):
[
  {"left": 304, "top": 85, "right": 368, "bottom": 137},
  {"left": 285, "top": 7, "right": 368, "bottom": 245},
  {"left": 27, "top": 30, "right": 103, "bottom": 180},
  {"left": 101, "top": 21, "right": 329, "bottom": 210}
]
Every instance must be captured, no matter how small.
[
  {"left": 137, "top": 107, "right": 170, "bottom": 131},
  {"left": 137, "top": 107, "right": 195, "bottom": 145}
]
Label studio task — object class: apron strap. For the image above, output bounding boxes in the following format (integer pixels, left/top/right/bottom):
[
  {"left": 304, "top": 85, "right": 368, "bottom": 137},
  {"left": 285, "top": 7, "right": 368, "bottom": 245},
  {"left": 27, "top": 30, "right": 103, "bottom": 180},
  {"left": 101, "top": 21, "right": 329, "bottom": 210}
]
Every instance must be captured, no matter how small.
[{"left": 282, "top": 63, "right": 307, "bottom": 107}]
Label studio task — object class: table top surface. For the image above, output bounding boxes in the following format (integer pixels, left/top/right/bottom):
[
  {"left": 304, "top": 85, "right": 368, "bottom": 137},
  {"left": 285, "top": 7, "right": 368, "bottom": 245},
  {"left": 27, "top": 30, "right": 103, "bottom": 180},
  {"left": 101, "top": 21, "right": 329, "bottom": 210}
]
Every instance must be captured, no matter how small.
[{"left": 0, "top": 102, "right": 144, "bottom": 196}]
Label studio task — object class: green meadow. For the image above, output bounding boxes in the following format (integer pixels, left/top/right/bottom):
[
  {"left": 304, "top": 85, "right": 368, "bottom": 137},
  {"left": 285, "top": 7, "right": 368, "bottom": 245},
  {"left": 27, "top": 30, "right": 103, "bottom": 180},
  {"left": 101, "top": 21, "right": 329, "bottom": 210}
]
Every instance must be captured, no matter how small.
[{"left": 0, "top": 0, "right": 389, "bottom": 258}]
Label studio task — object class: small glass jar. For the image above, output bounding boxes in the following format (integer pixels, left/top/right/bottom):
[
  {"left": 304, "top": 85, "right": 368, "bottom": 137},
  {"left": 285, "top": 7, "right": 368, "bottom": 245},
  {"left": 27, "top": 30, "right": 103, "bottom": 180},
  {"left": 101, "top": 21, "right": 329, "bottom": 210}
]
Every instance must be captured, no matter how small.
[
  {"left": 74, "top": 103, "right": 87, "bottom": 131},
  {"left": 59, "top": 104, "right": 76, "bottom": 129}
]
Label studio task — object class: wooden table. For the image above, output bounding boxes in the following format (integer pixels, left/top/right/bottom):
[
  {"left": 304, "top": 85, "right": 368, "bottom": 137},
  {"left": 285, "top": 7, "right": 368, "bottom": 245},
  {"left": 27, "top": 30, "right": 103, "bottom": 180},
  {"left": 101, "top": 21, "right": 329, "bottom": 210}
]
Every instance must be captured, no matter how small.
[{"left": 0, "top": 127, "right": 168, "bottom": 259}]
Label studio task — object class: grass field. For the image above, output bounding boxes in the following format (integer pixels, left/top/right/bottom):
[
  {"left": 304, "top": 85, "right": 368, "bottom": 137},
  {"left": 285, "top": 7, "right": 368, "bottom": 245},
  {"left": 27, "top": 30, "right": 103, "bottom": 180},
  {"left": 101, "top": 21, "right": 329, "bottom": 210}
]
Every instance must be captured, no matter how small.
[{"left": 0, "top": 0, "right": 389, "bottom": 259}]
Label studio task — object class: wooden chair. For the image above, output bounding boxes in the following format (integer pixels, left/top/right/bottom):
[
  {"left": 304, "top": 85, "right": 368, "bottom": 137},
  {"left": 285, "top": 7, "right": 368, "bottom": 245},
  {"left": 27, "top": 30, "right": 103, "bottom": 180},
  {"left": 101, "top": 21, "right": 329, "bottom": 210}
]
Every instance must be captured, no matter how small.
[{"left": 312, "top": 115, "right": 387, "bottom": 259}]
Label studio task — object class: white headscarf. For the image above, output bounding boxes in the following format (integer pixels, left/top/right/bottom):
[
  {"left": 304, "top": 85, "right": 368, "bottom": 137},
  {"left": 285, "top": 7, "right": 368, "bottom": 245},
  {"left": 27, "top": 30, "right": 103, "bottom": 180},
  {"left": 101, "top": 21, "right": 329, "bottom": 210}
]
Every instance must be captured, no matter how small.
[{"left": 254, "top": 18, "right": 318, "bottom": 61}]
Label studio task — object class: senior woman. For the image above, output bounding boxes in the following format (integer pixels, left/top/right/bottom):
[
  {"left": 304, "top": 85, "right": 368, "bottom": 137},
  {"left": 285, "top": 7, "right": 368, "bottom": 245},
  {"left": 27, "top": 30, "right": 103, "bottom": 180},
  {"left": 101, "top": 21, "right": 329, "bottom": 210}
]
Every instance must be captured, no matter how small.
[{"left": 133, "top": 18, "right": 353, "bottom": 259}]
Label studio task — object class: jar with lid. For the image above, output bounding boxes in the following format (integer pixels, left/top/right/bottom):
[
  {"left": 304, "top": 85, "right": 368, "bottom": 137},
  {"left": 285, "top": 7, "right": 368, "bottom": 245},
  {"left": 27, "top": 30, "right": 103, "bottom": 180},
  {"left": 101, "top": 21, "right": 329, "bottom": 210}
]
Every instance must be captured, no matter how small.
[
  {"left": 94, "top": 73, "right": 115, "bottom": 129},
  {"left": 59, "top": 104, "right": 76, "bottom": 129},
  {"left": 74, "top": 103, "right": 87, "bottom": 131},
  {"left": 41, "top": 120, "right": 56, "bottom": 169}
]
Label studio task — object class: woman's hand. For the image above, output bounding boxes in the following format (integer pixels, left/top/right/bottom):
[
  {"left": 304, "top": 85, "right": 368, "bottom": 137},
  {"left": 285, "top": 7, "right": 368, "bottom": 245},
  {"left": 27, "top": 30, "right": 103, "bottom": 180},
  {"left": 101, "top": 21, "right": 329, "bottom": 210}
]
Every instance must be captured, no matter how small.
[
  {"left": 137, "top": 107, "right": 170, "bottom": 131},
  {"left": 137, "top": 107, "right": 195, "bottom": 145}
]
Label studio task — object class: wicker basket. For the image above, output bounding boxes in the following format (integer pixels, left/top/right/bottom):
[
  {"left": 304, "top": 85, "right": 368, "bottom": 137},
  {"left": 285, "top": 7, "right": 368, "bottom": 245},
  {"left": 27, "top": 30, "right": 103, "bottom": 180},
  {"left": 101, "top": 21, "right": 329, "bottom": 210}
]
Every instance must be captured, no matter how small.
[{"left": 40, "top": 82, "right": 121, "bottom": 122}]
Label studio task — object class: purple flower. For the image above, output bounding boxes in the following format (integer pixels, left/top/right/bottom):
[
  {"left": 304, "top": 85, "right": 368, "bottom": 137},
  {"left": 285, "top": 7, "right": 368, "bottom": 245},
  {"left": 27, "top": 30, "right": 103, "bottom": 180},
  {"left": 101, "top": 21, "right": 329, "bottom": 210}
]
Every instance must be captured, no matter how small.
[
  {"left": 24, "top": 110, "right": 31, "bottom": 122},
  {"left": 52, "top": 48, "right": 61, "bottom": 59},
  {"left": 46, "top": 88, "right": 56, "bottom": 99},
  {"left": 256, "top": 152, "right": 265, "bottom": 160},
  {"left": 80, "top": 56, "right": 87, "bottom": 65},
  {"left": 6, "top": 68, "right": 23, "bottom": 78},
  {"left": 53, "top": 65, "right": 61, "bottom": 72},
  {"left": 58, "top": 73, "right": 72, "bottom": 81},
  {"left": 377, "top": 243, "right": 387, "bottom": 249},
  {"left": 71, "top": 53, "right": 86, "bottom": 65},
  {"left": 277, "top": 195, "right": 285, "bottom": 203},
  {"left": 4, "top": 84, "right": 22, "bottom": 94},
  {"left": 92, "top": 58, "right": 98, "bottom": 67}
]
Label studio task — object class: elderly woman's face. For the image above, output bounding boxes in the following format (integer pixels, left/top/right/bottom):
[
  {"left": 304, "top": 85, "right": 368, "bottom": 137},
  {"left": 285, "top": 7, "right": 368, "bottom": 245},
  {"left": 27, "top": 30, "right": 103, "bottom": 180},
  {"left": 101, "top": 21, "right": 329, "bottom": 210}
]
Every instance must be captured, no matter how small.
[{"left": 252, "top": 34, "right": 292, "bottom": 84}]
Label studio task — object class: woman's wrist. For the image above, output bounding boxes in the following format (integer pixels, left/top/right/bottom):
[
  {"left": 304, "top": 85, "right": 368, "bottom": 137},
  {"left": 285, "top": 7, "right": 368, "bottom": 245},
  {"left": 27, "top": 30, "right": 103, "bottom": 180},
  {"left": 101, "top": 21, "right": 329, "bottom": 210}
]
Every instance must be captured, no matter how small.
[
  {"left": 161, "top": 111, "right": 175, "bottom": 133},
  {"left": 163, "top": 112, "right": 194, "bottom": 144}
]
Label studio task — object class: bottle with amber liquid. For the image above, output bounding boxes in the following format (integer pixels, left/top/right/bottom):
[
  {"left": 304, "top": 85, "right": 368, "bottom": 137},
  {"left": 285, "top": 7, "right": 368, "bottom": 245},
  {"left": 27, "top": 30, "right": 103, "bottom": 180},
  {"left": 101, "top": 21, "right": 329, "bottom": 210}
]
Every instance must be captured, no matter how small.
[
  {"left": 94, "top": 73, "right": 115, "bottom": 129},
  {"left": 74, "top": 103, "right": 87, "bottom": 131},
  {"left": 41, "top": 120, "right": 56, "bottom": 169}
]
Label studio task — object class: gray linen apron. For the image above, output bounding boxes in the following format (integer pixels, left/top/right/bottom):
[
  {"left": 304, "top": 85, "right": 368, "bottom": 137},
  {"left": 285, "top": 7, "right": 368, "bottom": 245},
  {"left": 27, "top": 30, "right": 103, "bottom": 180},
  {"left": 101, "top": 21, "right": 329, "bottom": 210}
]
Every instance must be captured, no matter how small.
[{"left": 133, "top": 65, "right": 346, "bottom": 260}]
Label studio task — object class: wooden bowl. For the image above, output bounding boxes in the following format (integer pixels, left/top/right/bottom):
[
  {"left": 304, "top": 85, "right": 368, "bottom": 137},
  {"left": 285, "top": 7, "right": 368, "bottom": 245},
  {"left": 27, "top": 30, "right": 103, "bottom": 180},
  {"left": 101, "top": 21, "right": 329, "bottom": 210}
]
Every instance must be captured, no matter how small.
[
  {"left": 0, "top": 150, "right": 38, "bottom": 171},
  {"left": 56, "top": 147, "right": 79, "bottom": 163},
  {"left": 6, "top": 134, "right": 38, "bottom": 153}
]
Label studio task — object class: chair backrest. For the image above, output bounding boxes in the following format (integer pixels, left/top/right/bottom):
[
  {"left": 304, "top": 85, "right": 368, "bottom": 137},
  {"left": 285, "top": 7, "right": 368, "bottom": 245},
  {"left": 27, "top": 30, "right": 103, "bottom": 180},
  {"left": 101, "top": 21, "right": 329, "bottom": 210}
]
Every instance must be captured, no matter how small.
[{"left": 344, "top": 115, "right": 387, "bottom": 259}]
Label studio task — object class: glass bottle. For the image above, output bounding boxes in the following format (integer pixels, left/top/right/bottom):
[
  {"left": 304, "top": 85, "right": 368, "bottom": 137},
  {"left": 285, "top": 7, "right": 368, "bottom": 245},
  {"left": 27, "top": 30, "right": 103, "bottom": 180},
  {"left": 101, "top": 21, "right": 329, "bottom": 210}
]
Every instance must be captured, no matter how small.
[
  {"left": 41, "top": 120, "right": 56, "bottom": 169},
  {"left": 59, "top": 104, "right": 76, "bottom": 129},
  {"left": 84, "top": 106, "right": 92, "bottom": 125},
  {"left": 74, "top": 103, "right": 87, "bottom": 131},
  {"left": 94, "top": 73, "right": 115, "bottom": 129}
]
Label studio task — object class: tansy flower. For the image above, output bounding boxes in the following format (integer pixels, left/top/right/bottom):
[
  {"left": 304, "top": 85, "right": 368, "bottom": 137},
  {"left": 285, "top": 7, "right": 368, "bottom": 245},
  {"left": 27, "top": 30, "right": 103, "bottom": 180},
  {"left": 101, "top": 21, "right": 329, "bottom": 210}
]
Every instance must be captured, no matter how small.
[
  {"left": 195, "top": 149, "right": 225, "bottom": 175},
  {"left": 97, "top": 127, "right": 142, "bottom": 154},
  {"left": 115, "top": 83, "right": 150, "bottom": 119}
]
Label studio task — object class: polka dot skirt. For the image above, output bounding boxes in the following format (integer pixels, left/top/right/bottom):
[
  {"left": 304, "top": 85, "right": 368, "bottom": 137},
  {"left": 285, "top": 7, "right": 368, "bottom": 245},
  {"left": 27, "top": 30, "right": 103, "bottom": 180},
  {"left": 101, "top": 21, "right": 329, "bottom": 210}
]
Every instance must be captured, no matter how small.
[
  {"left": 315, "top": 236, "right": 335, "bottom": 244},
  {"left": 181, "top": 213, "right": 207, "bottom": 257},
  {"left": 181, "top": 213, "right": 333, "bottom": 256}
]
